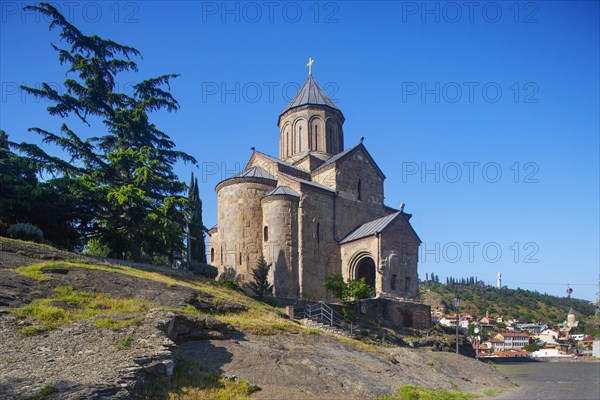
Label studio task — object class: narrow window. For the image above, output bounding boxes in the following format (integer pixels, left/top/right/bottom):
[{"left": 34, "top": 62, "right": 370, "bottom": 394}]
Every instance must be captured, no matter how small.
[
  {"left": 391, "top": 274, "right": 397, "bottom": 291},
  {"left": 263, "top": 226, "right": 269, "bottom": 242},
  {"left": 357, "top": 179, "right": 362, "bottom": 201},
  {"left": 298, "top": 126, "right": 303, "bottom": 151},
  {"left": 239, "top": 252, "right": 242, "bottom": 265},
  {"left": 220, "top": 247, "right": 223, "bottom": 263},
  {"left": 210, "top": 248, "right": 215, "bottom": 263},
  {"left": 314, "top": 125, "right": 319, "bottom": 150},
  {"left": 405, "top": 277, "right": 411, "bottom": 293},
  {"left": 316, "top": 223, "right": 320, "bottom": 243}
]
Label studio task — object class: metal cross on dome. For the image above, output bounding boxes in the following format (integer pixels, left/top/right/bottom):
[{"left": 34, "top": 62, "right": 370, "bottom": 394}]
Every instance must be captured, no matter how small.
[{"left": 307, "top": 57, "right": 314, "bottom": 75}]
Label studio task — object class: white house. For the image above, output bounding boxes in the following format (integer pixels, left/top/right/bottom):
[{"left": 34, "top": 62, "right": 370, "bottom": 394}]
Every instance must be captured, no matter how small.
[{"left": 536, "top": 329, "right": 560, "bottom": 345}]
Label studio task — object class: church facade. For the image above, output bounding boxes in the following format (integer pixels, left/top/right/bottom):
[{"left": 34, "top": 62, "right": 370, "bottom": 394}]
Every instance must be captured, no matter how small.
[{"left": 208, "top": 70, "right": 422, "bottom": 301}]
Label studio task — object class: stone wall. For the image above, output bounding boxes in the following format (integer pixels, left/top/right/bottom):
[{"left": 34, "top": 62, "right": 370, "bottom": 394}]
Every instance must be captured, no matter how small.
[
  {"left": 310, "top": 146, "right": 386, "bottom": 240},
  {"left": 379, "top": 215, "right": 420, "bottom": 299},
  {"left": 360, "top": 298, "right": 431, "bottom": 330},
  {"left": 278, "top": 104, "right": 344, "bottom": 161},
  {"left": 215, "top": 178, "right": 276, "bottom": 280},
  {"left": 261, "top": 194, "right": 299, "bottom": 298},
  {"left": 297, "top": 186, "right": 339, "bottom": 300}
]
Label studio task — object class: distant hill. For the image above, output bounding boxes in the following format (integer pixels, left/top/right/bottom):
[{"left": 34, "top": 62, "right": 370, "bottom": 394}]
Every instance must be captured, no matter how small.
[{"left": 420, "top": 281, "right": 598, "bottom": 331}]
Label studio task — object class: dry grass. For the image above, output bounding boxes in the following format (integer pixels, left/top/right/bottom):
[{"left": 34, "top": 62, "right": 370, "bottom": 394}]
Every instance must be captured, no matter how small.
[
  {"left": 141, "top": 358, "right": 257, "bottom": 400},
  {"left": 11, "top": 285, "right": 153, "bottom": 333}
]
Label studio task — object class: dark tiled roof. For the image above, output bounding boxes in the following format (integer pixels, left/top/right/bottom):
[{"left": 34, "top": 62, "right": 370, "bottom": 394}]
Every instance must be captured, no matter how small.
[
  {"left": 234, "top": 166, "right": 276, "bottom": 180},
  {"left": 265, "top": 186, "right": 299, "bottom": 197},
  {"left": 340, "top": 212, "right": 401, "bottom": 244},
  {"left": 279, "top": 172, "right": 335, "bottom": 193},
  {"left": 314, "top": 144, "right": 360, "bottom": 171},
  {"left": 281, "top": 75, "right": 339, "bottom": 114},
  {"left": 252, "top": 151, "right": 309, "bottom": 174}
]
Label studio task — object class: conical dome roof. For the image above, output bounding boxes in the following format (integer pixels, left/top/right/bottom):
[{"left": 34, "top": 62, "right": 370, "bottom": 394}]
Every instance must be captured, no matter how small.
[{"left": 281, "top": 75, "right": 339, "bottom": 114}]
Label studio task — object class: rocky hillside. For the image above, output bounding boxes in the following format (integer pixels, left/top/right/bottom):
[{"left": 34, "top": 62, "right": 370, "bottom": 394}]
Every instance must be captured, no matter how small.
[{"left": 0, "top": 237, "right": 515, "bottom": 399}]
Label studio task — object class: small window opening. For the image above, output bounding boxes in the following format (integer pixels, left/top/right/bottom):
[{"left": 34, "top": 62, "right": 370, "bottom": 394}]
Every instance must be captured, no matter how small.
[
  {"left": 357, "top": 179, "right": 362, "bottom": 201},
  {"left": 316, "top": 223, "right": 320, "bottom": 243},
  {"left": 210, "top": 248, "right": 215, "bottom": 263},
  {"left": 263, "top": 226, "right": 269, "bottom": 242}
]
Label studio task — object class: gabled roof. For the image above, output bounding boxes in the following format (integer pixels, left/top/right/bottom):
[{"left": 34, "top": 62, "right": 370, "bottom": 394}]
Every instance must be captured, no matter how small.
[
  {"left": 313, "top": 143, "right": 385, "bottom": 179},
  {"left": 234, "top": 165, "right": 276, "bottom": 180},
  {"left": 281, "top": 75, "right": 340, "bottom": 114},
  {"left": 340, "top": 212, "right": 401, "bottom": 244},
  {"left": 246, "top": 151, "right": 310, "bottom": 177},
  {"left": 265, "top": 186, "right": 299, "bottom": 197},
  {"left": 279, "top": 172, "right": 335, "bottom": 194}
]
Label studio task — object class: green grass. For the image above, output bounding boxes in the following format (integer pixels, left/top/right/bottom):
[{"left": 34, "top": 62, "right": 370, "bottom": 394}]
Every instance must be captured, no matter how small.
[
  {"left": 140, "top": 358, "right": 258, "bottom": 400},
  {"left": 483, "top": 388, "right": 503, "bottom": 397},
  {"left": 30, "top": 384, "right": 58, "bottom": 400},
  {"left": 377, "top": 384, "right": 480, "bottom": 400},
  {"left": 94, "top": 315, "right": 144, "bottom": 330},
  {"left": 116, "top": 335, "right": 133, "bottom": 349},
  {"left": 11, "top": 285, "right": 152, "bottom": 332},
  {"left": 13, "top": 259, "right": 356, "bottom": 339}
]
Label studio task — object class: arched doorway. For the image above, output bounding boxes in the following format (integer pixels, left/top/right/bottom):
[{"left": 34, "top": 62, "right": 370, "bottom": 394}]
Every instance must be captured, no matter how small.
[{"left": 356, "top": 257, "right": 376, "bottom": 289}]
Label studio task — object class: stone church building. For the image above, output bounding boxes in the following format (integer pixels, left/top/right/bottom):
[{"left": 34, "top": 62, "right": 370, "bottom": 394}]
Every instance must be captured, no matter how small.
[{"left": 208, "top": 69, "right": 422, "bottom": 302}]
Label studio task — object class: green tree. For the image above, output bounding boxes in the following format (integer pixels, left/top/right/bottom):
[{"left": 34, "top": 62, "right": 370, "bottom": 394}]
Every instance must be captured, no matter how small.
[
  {"left": 345, "top": 278, "right": 374, "bottom": 302},
  {"left": 248, "top": 256, "right": 273, "bottom": 300},
  {"left": 522, "top": 343, "right": 540, "bottom": 352},
  {"left": 187, "top": 173, "right": 206, "bottom": 264},
  {"left": 323, "top": 273, "right": 374, "bottom": 304},
  {"left": 16, "top": 3, "right": 196, "bottom": 260},
  {"left": 0, "top": 130, "right": 38, "bottom": 231},
  {"left": 323, "top": 273, "right": 346, "bottom": 300}
]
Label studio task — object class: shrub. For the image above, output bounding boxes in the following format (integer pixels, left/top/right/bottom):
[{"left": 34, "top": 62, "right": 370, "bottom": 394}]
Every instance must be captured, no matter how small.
[
  {"left": 191, "top": 260, "right": 218, "bottom": 279},
  {"left": 218, "top": 266, "right": 241, "bottom": 282},
  {"left": 219, "top": 279, "right": 244, "bottom": 293},
  {"left": 7, "top": 222, "right": 44, "bottom": 243},
  {"left": 323, "top": 273, "right": 374, "bottom": 306},
  {"left": 83, "top": 238, "right": 111, "bottom": 257}
]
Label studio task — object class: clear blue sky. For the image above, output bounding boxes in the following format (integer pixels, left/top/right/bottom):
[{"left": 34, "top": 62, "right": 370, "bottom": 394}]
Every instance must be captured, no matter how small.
[{"left": 1, "top": 1, "right": 599, "bottom": 302}]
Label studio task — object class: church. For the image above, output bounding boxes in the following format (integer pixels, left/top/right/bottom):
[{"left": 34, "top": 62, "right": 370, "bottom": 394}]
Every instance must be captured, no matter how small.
[{"left": 208, "top": 62, "right": 422, "bottom": 301}]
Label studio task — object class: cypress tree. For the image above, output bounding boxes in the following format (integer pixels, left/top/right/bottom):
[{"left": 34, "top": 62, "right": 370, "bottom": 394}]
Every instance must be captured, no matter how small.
[
  {"left": 187, "top": 173, "right": 206, "bottom": 264},
  {"left": 248, "top": 256, "right": 273, "bottom": 299}
]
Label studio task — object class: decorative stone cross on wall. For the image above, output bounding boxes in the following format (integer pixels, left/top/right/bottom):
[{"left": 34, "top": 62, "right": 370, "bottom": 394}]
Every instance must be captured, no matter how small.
[{"left": 307, "top": 57, "right": 314, "bottom": 75}]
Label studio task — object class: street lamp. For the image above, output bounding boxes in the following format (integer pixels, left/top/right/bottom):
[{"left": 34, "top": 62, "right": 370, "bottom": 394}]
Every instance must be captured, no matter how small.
[
  {"left": 474, "top": 327, "right": 480, "bottom": 359},
  {"left": 453, "top": 295, "right": 461, "bottom": 354}
]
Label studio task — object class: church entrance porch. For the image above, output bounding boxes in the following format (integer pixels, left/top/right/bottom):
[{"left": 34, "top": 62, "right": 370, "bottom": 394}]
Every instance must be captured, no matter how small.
[{"left": 355, "top": 257, "right": 376, "bottom": 289}]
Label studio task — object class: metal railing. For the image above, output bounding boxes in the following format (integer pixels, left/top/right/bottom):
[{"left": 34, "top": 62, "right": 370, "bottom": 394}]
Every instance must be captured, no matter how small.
[{"left": 301, "top": 301, "right": 354, "bottom": 335}]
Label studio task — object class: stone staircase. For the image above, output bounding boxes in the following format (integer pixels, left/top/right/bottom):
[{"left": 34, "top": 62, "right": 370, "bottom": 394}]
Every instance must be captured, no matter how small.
[{"left": 297, "top": 301, "right": 358, "bottom": 339}]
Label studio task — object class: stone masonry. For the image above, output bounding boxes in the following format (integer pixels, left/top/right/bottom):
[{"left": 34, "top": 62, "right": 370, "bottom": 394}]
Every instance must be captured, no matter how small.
[{"left": 208, "top": 70, "right": 423, "bottom": 309}]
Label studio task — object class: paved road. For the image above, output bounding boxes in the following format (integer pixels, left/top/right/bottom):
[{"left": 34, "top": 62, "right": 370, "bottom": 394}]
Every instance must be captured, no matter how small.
[{"left": 496, "top": 361, "right": 600, "bottom": 400}]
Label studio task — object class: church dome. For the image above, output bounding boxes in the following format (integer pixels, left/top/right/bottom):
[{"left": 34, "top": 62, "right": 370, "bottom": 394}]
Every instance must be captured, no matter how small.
[
  {"left": 278, "top": 63, "right": 345, "bottom": 162},
  {"left": 281, "top": 75, "right": 340, "bottom": 115}
]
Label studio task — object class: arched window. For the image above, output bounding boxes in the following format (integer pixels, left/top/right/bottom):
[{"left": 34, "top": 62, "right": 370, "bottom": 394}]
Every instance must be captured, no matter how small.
[
  {"left": 210, "top": 248, "right": 215, "bottom": 263},
  {"left": 298, "top": 126, "right": 303, "bottom": 152},
  {"left": 314, "top": 125, "right": 319, "bottom": 150},
  {"left": 316, "top": 223, "right": 320, "bottom": 243},
  {"left": 357, "top": 179, "right": 362, "bottom": 201},
  {"left": 239, "top": 252, "right": 242, "bottom": 265},
  {"left": 263, "top": 226, "right": 269, "bottom": 242},
  {"left": 391, "top": 274, "right": 397, "bottom": 291}
]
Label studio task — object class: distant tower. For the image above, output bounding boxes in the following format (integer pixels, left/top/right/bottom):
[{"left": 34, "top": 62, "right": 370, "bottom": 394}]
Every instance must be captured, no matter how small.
[
  {"left": 567, "top": 307, "right": 576, "bottom": 327},
  {"left": 497, "top": 272, "right": 502, "bottom": 289}
]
